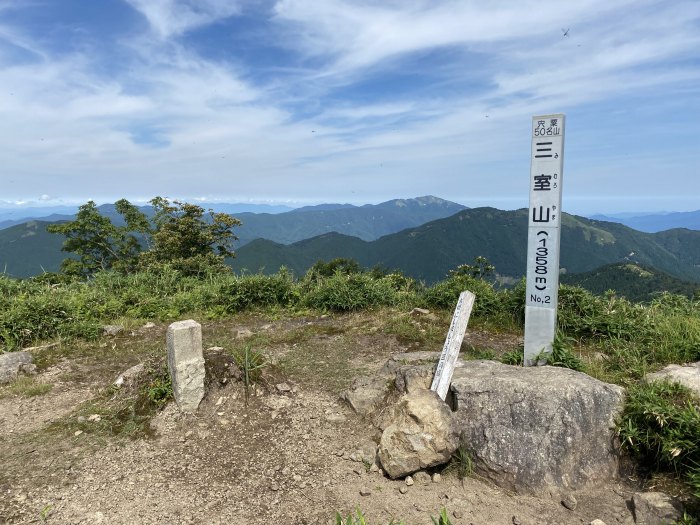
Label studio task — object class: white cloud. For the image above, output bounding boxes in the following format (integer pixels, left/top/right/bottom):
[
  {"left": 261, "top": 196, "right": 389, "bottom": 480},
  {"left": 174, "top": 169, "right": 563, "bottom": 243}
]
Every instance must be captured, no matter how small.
[{"left": 124, "top": 0, "right": 244, "bottom": 39}]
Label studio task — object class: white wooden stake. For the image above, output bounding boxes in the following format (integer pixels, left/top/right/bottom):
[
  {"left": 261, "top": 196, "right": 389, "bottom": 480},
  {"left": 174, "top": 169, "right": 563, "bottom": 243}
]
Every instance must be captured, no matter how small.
[{"left": 431, "top": 290, "right": 476, "bottom": 400}]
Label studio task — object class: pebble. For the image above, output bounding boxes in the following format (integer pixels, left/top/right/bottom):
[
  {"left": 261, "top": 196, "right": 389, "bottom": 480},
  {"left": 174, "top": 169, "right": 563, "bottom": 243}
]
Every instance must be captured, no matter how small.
[
  {"left": 405, "top": 475, "right": 414, "bottom": 486},
  {"left": 512, "top": 517, "right": 521, "bottom": 525},
  {"left": 590, "top": 520, "right": 607, "bottom": 525},
  {"left": 74, "top": 430, "right": 83, "bottom": 437},
  {"left": 369, "top": 464, "right": 379, "bottom": 473},
  {"left": 359, "top": 487, "right": 372, "bottom": 496},
  {"left": 293, "top": 474, "right": 302, "bottom": 482},
  {"left": 399, "top": 486, "right": 408, "bottom": 495},
  {"left": 453, "top": 510, "right": 464, "bottom": 519},
  {"left": 432, "top": 473, "right": 442, "bottom": 483},
  {"left": 562, "top": 494, "right": 577, "bottom": 511}
]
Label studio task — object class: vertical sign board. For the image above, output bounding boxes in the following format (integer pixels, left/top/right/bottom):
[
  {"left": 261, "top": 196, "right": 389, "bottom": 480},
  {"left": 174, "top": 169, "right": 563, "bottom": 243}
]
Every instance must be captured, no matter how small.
[{"left": 524, "top": 114, "right": 565, "bottom": 366}]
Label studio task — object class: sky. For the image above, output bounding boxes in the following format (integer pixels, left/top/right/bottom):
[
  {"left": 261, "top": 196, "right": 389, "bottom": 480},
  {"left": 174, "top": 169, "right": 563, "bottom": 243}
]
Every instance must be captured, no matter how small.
[{"left": 0, "top": 0, "right": 699, "bottom": 215}]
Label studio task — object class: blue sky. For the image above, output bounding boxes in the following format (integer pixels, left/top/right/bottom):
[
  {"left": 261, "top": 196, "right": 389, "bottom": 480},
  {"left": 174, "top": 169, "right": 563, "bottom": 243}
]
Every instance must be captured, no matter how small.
[{"left": 0, "top": 0, "right": 698, "bottom": 214}]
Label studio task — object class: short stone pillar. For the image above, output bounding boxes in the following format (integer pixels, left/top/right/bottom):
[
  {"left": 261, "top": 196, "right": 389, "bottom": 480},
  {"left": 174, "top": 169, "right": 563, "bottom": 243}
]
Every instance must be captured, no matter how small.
[{"left": 166, "top": 320, "right": 205, "bottom": 412}]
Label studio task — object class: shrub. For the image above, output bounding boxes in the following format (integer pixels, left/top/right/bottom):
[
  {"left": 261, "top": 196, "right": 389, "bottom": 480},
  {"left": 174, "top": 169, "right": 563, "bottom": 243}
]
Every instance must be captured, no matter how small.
[
  {"left": 618, "top": 381, "right": 700, "bottom": 496},
  {"left": 302, "top": 272, "right": 401, "bottom": 311},
  {"left": 221, "top": 271, "right": 298, "bottom": 312}
]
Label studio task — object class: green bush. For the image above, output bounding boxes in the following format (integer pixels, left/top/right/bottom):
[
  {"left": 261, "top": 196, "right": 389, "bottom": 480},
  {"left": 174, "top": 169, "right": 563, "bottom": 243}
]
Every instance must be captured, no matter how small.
[
  {"left": 618, "top": 381, "right": 700, "bottom": 497},
  {"left": 302, "top": 272, "right": 402, "bottom": 311},
  {"left": 221, "top": 271, "right": 298, "bottom": 312}
]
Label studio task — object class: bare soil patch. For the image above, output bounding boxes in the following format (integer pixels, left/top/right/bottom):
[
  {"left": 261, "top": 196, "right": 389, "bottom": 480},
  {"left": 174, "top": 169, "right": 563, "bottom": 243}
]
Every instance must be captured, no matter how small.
[{"left": 1, "top": 310, "right": 638, "bottom": 524}]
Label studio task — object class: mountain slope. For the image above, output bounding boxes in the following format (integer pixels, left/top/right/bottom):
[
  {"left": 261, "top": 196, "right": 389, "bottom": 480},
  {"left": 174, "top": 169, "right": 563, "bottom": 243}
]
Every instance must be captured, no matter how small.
[
  {"left": 561, "top": 263, "right": 700, "bottom": 302},
  {"left": 231, "top": 208, "right": 700, "bottom": 284},
  {"left": 0, "top": 221, "right": 68, "bottom": 276}
]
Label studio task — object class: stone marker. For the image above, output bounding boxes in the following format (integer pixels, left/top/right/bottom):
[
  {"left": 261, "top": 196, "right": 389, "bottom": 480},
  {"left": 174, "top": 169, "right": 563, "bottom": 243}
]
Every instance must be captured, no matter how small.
[
  {"left": 524, "top": 114, "right": 566, "bottom": 365},
  {"left": 166, "top": 320, "right": 205, "bottom": 412},
  {"left": 430, "top": 290, "right": 475, "bottom": 400}
]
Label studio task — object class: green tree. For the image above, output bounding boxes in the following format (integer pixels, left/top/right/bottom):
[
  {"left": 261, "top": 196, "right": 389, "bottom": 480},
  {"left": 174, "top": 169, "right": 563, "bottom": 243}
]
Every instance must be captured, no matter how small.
[
  {"left": 47, "top": 200, "right": 148, "bottom": 276},
  {"left": 139, "top": 197, "right": 241, "bottom": 276},
  {"left": 449, "top": 256, "right": 496, "bottom": 280},
  {"left": 48, "top": 197, "right": 241, "bottom": 278}
]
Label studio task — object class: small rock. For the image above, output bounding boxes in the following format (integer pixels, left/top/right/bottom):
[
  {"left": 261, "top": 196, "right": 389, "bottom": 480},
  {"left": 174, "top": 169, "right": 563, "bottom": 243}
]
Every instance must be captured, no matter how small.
[
  {"left": 512, "top": 517, "right": 521, "bottom": 525},
  {"left": 270, "top": 483, "right": 279, "bottom": 491},
  {"left": 632, "top": 491, "right": 683, "bottom": 525},
  {"left": 562, "top": 493, "right": 577, "bottom": 511},
  {"left": 102, "top": 325, "right": 123, "bottom": 337},
  {"left": 276, "top": 382, "right": 292, "bottom": 393},
  {"left": 0, "top": 351, "right": 36, "bottom": 384},
  {"left": 142, "top": 322, "right": 156, "bottom": 329},
  {"left": 359, "top": 487, "right": 372, "bottom": 497},
  {"left": 293, "top": 474, "right": 302, "bottom": 482},
  {"left": 325, "top": 413, "right": 346, "bottom": 423},
  {"left": 453, "top": 510, "right": 464, "bottom": 519},
  {"left": 87, "top": 414, "right": 101, "bottom": 422},
  {"left": 411, "top": 308, "right": 431, "bottom": 316},
  {"left": 432, "top": 473, "right": 442, "bottom": 483},
  {"left": 405, "top": 475, "right": 414, "bottom": 486},
  {"left": 74, "top": 430, "right": 83, "bottom": 437},
  {"left": 353, "top": 467, "right": 363, "bottom": 476},
  {"left": 77, "top": 416, "right": 86, "bottom": 423},
  {"left": 590, "top": 520, "right": 607, "bottom": 525},
  {"left": 370, "top": 464, "right": 379, "bottom": 473},
  {"left": 113, "top": 363, "right": 145, "bottom": 388},
  {"left": 236, "top": 328, "right": 253, "bottom": 339},
  {"left": 414, "top": 471, "right": 431, "bottom": 485},
  {"left": 399, "top": 486, "right": 408, "bottom": 494}
]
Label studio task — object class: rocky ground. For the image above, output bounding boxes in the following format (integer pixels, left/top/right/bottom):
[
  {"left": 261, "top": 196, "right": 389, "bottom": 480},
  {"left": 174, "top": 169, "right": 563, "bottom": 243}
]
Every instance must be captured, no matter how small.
[{"left": 0, "top": 310, "right": 651, "bottom": 524}]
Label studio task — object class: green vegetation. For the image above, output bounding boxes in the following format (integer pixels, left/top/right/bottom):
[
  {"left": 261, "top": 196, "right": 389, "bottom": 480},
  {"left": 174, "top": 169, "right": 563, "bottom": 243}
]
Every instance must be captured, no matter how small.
[
  {"left": 232, "top": 345, "right": 266, "bottom": 405},
  {"left": 618, "top": 381, "right": 700, "bottom": 499},
  {"left": 0, "top": 375, "right": 52, "bottom": 397}
]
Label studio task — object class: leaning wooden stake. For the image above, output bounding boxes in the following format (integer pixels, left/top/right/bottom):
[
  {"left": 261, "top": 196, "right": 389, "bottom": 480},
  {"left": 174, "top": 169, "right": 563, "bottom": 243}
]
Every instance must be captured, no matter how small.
[{"left": 430, "top": 291, "right": 476, "bottom": 400}]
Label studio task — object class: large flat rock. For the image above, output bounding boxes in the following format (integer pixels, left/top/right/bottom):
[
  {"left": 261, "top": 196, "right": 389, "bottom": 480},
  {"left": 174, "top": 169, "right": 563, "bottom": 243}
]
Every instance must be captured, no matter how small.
[
  {"left": 645, "top": 361, "right": 700, "bottom": 398},
  {"left": 451, "top": 360, "right": 625, "bottom": 493}
]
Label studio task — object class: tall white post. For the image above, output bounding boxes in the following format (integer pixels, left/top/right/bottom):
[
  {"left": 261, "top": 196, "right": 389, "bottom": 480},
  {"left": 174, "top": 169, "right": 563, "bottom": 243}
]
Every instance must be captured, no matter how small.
[{"left": 524, "top": 114, "right": 565, "bottom": 366}]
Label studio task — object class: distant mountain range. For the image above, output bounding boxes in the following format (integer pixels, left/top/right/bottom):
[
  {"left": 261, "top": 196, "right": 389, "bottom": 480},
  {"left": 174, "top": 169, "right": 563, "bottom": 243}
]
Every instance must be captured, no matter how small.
[
  {"left": 229, "top": 209, "right": 700, "bottom": 284},
  {"left": 0, "top": 196, "right": 465, "bottom": 277},
  {"left": 2, "top": 200, "right": 699, "bottom": 293},
  {"left": 588, "top": 210, "right": 700, "bottom": 233}
]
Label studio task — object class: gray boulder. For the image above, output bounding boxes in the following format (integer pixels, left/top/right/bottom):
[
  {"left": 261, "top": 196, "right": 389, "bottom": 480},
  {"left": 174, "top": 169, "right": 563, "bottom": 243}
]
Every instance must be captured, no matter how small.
[
  {"left": 632, "top": 491, "right": 683, "bottom": 525},
  {"left": 0, "top": 351, "right": 37, "bottom": 384},
  {"left": 378, "top": 389, "right": 459, "bottom": 478},
  {"left": 451, "top": 360, "right": 625, "bottom": 493},
  {"left": 645, "top": 362, "right": 700, "bottom": 398},
  {"left": 341, "top": 375, "right": 392, "bottom": 416}
]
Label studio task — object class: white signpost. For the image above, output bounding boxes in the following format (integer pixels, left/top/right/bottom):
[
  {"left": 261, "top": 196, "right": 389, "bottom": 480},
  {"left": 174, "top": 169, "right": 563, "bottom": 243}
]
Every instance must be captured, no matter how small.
[{"left": 524, "top": 114, "right": 565, "bottom": 366}]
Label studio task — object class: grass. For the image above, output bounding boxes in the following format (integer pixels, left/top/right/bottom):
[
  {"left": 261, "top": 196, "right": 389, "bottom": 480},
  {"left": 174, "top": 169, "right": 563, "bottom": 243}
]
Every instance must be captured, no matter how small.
[
  {"left": 0, "top": 375, "right": 52, "bottom": 397},
  {"left": 334, "top": 507, "right": 453, "bottom": 525}
]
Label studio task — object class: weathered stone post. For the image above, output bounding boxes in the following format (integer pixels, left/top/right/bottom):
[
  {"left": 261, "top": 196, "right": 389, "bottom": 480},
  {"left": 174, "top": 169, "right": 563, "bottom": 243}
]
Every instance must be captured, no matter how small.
[{"left": 166, "top": 319, "right": 205, "bottom": 412}]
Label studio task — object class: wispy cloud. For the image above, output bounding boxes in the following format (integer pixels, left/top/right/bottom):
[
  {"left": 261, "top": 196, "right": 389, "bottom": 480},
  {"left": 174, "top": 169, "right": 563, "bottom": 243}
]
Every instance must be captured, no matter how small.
[
  {"left": 0, "top": 0, "right": 697, "bottom": 211},
  {"left": 124, "top": 0, "right": 244, "bottom": 39}
]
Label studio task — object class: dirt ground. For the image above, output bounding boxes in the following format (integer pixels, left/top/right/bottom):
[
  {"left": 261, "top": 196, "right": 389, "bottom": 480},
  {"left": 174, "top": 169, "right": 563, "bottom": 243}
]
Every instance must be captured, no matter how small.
[{"left": 0, "top": 310, "right": 641, "bottom": 524}]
